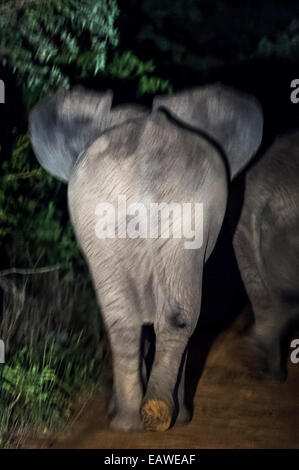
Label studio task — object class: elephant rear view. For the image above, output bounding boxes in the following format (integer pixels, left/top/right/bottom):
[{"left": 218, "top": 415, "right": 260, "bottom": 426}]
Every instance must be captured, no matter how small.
[
  {"left": 29, "top": 84, "right": 263, "bottom": 431},
  {"left": 233, "top": 131, "right": 299, "bottom": 381}
]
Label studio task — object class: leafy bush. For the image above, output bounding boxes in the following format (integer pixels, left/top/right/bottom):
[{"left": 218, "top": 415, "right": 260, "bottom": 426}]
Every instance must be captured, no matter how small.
[
  {"left": 0, "top": 0, "right": 172, "bottom": 108},
  {"left": 0, "top": 134, "right": 80, "bottom": 269},
  {"left": 0, "top": 0, "right": 119, "bottom": 107},
  {"left": 106, "top": 50, "right": 172, "bottom": 95},
  {"left": 0, "top": 271, "right": 105, "bottom": 448}
]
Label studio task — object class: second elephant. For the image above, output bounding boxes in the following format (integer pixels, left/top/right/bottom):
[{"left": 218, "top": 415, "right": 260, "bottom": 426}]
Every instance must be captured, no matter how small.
[{"left": 233, "top": 131, "right": 299, "bottom": 381}]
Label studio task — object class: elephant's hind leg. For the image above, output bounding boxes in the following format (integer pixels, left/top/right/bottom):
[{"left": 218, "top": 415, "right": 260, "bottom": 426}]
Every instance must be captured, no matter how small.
[
  {"left": 91, "top": 273, "right": 144, "bottom": 431},
  {"left": 141, "top": 272, "right": 201, "bottom": 431}
]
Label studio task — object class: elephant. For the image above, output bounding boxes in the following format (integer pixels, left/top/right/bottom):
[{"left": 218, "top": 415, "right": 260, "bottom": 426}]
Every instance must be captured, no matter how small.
[
  {"left": 233, "top": 130, "right": 299, "bottom": 382},
  {"left": 29, "top": 84, "right": 263, "bottom": 431}
]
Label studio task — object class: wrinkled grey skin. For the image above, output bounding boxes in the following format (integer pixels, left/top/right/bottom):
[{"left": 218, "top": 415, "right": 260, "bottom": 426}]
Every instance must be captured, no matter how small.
[
  {"left": 29, "top": 84, "right": 263, "bottom": 431},
  {"left": 233, "top": 131, "right": 299, "bottom": 381}
]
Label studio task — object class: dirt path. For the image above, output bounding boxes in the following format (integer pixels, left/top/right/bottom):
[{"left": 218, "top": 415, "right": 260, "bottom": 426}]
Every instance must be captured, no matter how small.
[{"left": 47, "top": 310, "right": 299, "bottom": 449}]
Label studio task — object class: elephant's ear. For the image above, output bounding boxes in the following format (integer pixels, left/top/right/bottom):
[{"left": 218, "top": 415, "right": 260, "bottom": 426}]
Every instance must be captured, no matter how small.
[
  {"left": 153, "top": 84, "right": 263, "bottom": 179},
  {"left": 29, "top": 86, "right": 113, "bottom": 182}
]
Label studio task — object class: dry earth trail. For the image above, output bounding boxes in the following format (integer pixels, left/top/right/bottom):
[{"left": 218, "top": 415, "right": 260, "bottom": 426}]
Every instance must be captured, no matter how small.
[{"left": 44, "top": 308, "right": 299, "bottom": 449}]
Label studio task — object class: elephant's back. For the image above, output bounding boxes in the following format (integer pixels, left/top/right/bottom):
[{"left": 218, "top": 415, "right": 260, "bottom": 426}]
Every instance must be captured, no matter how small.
[{"left": 67, "top": 111, "right": 227, "bottom": 260}]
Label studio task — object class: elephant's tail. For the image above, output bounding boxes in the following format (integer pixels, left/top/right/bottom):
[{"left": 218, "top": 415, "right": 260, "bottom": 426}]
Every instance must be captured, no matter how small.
[{"left": 29, "top": 86, "right": 113, "bottom": 183}]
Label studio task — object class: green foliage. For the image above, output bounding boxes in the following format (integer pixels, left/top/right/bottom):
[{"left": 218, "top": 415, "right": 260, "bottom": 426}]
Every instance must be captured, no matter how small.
[
  {"left": 0, "top": 272, "right": 105, "bottom": 448},
  {"left": 0, "top": 343, "right": 103, "bottom": 438},
  {"left": 106, "top": 50, "right": 172, "bottom": 94},
  {"left": 1, "top": 352, "right": 73, "bottom": 431},
  {"left": 138, "top": 75, "right": 172, "bottom": 95},
  {"left": 107, "top": 50, "right": 155, "bottom": 78},
  {"left": 0, "top": 134, "right": 80, "bottom": 268},
  {"left": 0, "top": 0, "right": 173, "bottom": 108},
  {"left": 0, "top": 0, "right": 119, "bottom": 107}
]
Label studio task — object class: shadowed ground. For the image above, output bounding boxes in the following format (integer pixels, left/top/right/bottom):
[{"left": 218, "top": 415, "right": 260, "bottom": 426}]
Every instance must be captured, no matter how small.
[{"left": 43, "top": 307, "right": 299, "bottom": 449}]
